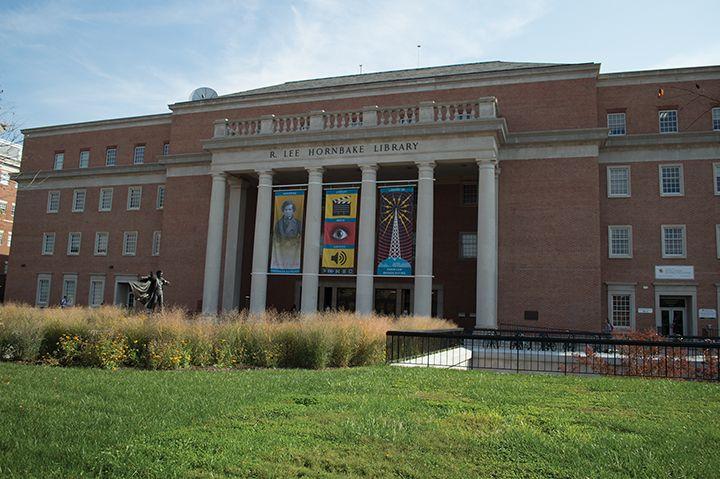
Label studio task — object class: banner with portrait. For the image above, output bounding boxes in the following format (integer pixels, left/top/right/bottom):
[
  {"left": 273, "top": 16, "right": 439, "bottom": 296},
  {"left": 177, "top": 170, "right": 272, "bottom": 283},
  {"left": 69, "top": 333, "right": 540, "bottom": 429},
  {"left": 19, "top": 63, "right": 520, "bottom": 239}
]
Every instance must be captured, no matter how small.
[
  {"left": 270, "top": 189, "right": 305, "bottom": 273},
  {"left": 321, "top": 187, "right": 359, "bottom": 274},
  {"left": 375, "top": 186, "right": 415, "bottom": 276}
]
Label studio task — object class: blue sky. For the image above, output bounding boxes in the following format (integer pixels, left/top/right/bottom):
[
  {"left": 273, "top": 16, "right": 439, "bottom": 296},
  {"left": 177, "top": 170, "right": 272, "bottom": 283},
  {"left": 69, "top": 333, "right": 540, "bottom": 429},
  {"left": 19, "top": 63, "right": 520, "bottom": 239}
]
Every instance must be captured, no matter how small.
[{"left": 1, "top": 0, "right": 719, "bottom": 139}]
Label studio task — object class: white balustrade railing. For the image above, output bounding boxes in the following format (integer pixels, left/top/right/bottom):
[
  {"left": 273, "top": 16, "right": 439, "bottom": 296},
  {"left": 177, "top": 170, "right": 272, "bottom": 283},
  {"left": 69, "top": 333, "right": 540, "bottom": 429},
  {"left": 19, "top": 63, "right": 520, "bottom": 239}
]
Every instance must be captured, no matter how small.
[
  {"left": 377, "top": 106, "right": 420, "bottom": 126},
  {"left": 273, "top": 115, "right": 310, "bottom": 133},
  {"left": 323, "top": 111, "right": 364, "bottom": 129},
  {"left": 434, "top": 102, "right": 479, "bottom": 122}
]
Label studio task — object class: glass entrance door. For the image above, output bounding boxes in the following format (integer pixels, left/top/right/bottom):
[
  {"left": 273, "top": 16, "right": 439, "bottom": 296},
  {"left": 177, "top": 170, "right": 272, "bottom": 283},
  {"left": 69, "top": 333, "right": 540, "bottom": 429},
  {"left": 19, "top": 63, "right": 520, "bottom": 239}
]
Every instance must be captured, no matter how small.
[
  {"left": 374, "top": 289, "right": 398, "bottom": 316},
  {"left": 660, "top": 297, "right": 686, "bottom": 336}
]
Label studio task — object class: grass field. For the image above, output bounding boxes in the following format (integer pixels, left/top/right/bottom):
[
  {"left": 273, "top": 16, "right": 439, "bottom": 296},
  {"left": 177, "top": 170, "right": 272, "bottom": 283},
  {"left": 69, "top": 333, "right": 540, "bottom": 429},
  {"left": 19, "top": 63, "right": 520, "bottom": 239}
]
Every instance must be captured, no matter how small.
[{"left": 1, "top": 364, "right": 719, "bottom": 478}]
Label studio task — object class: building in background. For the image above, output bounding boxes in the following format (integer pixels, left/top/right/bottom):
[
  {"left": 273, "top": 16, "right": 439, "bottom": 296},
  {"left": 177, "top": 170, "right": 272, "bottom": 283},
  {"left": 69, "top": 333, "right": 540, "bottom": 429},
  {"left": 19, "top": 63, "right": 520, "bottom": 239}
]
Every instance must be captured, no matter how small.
[
  {"left": 0, "top": 139, "right": 21, "bottom": 301},
  {"left": 6, "top": 61, "right": 720, "bottom": 334}
]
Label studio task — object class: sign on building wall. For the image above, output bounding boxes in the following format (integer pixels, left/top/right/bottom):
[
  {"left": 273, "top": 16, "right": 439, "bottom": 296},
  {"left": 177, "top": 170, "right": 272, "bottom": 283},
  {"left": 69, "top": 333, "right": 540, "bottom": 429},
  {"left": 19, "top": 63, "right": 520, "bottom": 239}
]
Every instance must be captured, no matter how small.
[
  {"left": 655, "top": 265, "right": 694, "bottom": 280},
  {"left": 321, "top": 188, "right": 359, "bottom": 274},
  {"left": 270, "top": 189, "right": 305, "bottom": 273},
  {"left": 376, "top": 186, "right": 415, "bottom": 276}
]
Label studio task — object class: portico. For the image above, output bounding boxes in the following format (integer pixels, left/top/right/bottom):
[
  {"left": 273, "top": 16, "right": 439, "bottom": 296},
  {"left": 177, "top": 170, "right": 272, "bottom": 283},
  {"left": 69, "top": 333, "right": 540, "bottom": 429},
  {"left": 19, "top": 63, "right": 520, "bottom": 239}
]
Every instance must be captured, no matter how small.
[{"left": 200, "top": 98, "right": 503, "bottom": 328}]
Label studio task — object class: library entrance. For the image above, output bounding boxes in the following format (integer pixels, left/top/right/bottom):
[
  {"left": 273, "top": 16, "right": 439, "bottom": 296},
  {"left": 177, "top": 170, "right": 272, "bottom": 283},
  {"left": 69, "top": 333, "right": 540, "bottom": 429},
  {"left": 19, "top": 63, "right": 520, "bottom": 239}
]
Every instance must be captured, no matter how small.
[
  {"left": 314, "top": 283, "right": 441, "bottom": 317},
  {"left": 659, "top": 296, "right": 687, "bottom": 336}
]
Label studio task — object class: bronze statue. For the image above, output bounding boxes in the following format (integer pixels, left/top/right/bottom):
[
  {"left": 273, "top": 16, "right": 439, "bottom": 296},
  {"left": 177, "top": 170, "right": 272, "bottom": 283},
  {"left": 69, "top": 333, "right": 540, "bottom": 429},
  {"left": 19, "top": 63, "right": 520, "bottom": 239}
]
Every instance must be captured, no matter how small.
[{"left": 130, "top": 270, "right": 171, "bottom": 313}]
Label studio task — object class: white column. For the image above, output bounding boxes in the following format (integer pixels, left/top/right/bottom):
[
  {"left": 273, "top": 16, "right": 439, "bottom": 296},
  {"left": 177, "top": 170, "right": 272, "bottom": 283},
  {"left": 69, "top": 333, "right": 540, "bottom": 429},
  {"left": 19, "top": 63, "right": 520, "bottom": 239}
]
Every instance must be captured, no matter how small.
[
  {"left": 222, "top": 178, "right": 247, "bottom": 311},
  {"left": 476, "top": 157, "right": 498, "bottom": 329},
  {"left": 300, "top": 167, "right": 324, "bottom": 314},
  {"left": 249, "top": 169, "right": 274, "bottom": 314},
  {"left": 202, "top": 172, "right": 227, "bottom": 314},
  {"left": 356, "top": 164, "right": 378, "bottom": 315},
  {"left": 413, "top": 162, "right": 435, "bottom": 317}
]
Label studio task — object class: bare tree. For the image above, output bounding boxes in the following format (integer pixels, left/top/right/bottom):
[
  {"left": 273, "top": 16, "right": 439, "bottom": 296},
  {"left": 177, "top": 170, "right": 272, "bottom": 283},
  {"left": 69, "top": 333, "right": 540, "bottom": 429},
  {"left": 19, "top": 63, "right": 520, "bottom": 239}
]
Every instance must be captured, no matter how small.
[
  {"left": 0, "top": 86, "right": 23, "bottom": 146},
  {"left": 657, "top": 82, "right": 720, "bottom": 129}
]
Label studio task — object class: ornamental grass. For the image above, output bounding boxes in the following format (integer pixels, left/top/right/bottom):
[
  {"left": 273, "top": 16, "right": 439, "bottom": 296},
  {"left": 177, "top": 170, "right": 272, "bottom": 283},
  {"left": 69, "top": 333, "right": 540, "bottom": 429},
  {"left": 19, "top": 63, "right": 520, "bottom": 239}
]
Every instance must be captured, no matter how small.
[{"left": 0, "top": 304, "right": 452, "bottom": 370}]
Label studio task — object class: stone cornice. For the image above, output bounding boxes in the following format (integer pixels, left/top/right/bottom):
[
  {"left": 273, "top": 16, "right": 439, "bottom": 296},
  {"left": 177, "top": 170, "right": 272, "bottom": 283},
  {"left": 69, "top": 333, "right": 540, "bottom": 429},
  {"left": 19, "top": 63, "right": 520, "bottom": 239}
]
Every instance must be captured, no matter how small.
[
  {"left": 598, "top": 65, "right": 720, "bottom": 87},
  {"left": 603, "top": 131, "right": 720, "bottom": 149},
  {"left": 22, "top": 113, "right": 172, "bottom": 138},
  {"left": 159, "top": 153, "right": 212, "bottom": 166},
  {"left": 504, "top": 128, "right": 609, "bottom": 146},
  {"left": 15, "top": 163, "right": 166, "bottom": 181}
]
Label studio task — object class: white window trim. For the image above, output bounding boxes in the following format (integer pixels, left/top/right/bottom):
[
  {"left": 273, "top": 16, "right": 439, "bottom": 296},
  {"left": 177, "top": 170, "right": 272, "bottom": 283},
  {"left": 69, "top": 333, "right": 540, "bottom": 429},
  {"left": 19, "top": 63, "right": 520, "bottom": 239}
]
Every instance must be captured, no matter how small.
[
  {"left": 607, "top": 284, "right": 636, "bottom": 330},
  {"left": 152, "top": 230, "right": 161, "bottom": 256},
  {"left": 79, "top": 150, "right": 90, "bottom": 168},
  {"left": 105, "top": 147, "right": 117, "bottom": 167},
  {"left": 133, "top": 145, "right": 145, "bottom": 165},
  {"left": 98, "top": 188, "right": 113, "bottom": 212},
  {"left": 127, "top": 186, "right": 142, "bottom": 211},
  {"left": 661, "top": 224, "right": 687, "bottom": 259},
  {"left": 607, "top": 166, "right": 631, "bottom": 198},
  {"left": 88, "top": 276, "right": 105, "bottom": 307},
  {"left": 62, "top": 274, "right": 78, "bottom": 306},
  {"left": 658, "top": 109, "right": 678, "bottom": 134},
  {"left": 608, "top": 225, "right": 633, "bottom": 259},
  {"left": 53, "top": 152, "right": 64, "bottom": 170},
  {"left": 67, "top": 232, "right": 81, "bottom": 256},
  {"left": 47, "top": 190, "right": 60, "bottom": 213},
  {"left": 122, "top": 231, "right": 138, "bottom": 256},
  {"left": 156, "top": 185, "right": 165, "bottom": 209},
  {"left": 714, "top": 163, "right": 720, "bottom": 196},
  {"left": 606, "top": 112, "right": 627, "bottom": 136},
  {"left": 36, "top": 274, "right": 52, "bottom": 308},
  {"left": 658, "top": 164, "right": 684, "bottom": 197},
  {"left": 42, "top": 232, "right": 55, "bottom": 255},
  {"left": 94, "top": 232, "right": 109, "bottom": 256},
  {"left": 458, "top": 231, "right": 478, "bottom": 259},
  {"left": 712, "top": 107, "right": 720, "bottom": 131},
  {"left": 716, "top": 224, "right": 720, "bottom": 260},
  {"left": 72, "top": 189, "right": 86, "bottom": 213}
]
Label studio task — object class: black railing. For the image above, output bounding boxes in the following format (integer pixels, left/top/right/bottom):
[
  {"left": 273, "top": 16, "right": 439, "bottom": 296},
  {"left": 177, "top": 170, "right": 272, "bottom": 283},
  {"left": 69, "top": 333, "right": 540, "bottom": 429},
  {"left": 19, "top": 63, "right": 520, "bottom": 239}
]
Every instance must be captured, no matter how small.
[{"left": 386, "top": 329, "right": 720, "bottom": 381}]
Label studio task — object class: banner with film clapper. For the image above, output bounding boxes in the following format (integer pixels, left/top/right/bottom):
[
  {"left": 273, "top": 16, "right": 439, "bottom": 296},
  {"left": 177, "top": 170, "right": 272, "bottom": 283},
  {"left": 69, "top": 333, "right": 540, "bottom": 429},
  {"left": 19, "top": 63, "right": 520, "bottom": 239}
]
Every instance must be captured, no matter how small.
[{"left": 320, "top": 188, "right": 359, "bottom": 274}]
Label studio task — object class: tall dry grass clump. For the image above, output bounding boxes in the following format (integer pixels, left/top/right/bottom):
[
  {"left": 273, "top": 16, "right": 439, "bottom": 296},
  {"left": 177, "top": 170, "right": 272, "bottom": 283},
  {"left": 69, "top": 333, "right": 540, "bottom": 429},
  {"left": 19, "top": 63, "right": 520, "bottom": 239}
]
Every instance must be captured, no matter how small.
[{"left": 0, "top": 303, "right": 453, "bottom": 370}]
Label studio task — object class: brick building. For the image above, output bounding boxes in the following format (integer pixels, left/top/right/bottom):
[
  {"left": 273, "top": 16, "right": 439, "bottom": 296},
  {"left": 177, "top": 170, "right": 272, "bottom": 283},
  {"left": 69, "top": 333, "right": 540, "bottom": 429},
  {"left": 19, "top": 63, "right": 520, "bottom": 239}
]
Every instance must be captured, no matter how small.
[
  {"left": 7, "top": 61, "right": 720, "bottom": 334},
  {"left": 0, "top": 139, "right": 21, "bottom": 301}
]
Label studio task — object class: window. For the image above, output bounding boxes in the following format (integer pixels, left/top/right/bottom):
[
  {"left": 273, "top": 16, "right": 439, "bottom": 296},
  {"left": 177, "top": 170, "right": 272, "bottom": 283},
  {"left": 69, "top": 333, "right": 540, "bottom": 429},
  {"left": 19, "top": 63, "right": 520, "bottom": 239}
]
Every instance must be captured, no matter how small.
[
  {"left": 79, "top": 150, "right": 90, "bottom": 168},
  {"left": 156, "top": 185, "right": 165, "bottom": 209},
  {"left": 608, "top": 167, "right": 632, "bottom": 197},
  {"left": 0, "top": 201, "right": 7, "bottom": 215},
  {"left": 47, "top": 191, "right": 61, "bottom": 213},
  {"left": 162, "top": 142, "right": 170, "bottom": 156},
  {"left": 713, "top": 108, "right": 720, "bottom": 131},
  {"left": 94, "top": 232, "right": 109, "bottom": 256},
  {"left": 714, "top": 163, "right": 720, "bottom": 195},
  {"left": 8, "top": 232, "right": 12, "bottom": 248},
  {"left": 53, "top": 152, "right": 64, "bottom": 170},
  {"left": 0, "top": 173, "right": 9, "bottom": 185},
  {"left": 611, "top": 294, "right": 631, "bottom": 328},
  {"left": 106, "top": 147, "right": 117, "bottom": 166},
  {"left": 62, "top": 275, "right": 78, "bottom": 306},
  {"left": 11, "top": 203, "right": 15, "bottom": 216},
  {"left": 0, "top": 230, "right": 4, "bottom": 245},
  {"left": 459, "top": 232, "right": 477, "bottom": 259},
  {"left": 133, "top": 145, "right": 145, "bottom": 165},
  {"left": 659, "top": 110, "right": 678, "bottom": 133},
  {"left": 89, "top": 276, "right": 105, "bottom": 307},
  {"left": 42, "top": 232, "right": 55, "bottom": 255},
  {"left": 127, "top": 186, "right": 142, "bottom": 210},
  {"left": 659, "top": 164, "right": 684, "bottom": 196},
  {"left": 123, "top": 231, "right": 138, "bottom": 256},
  {"left": 607, "top": 112, "right": 626, "bottom": 136},
  {"left": 36, "top": 274, "right": 52, "bottom": 307},
  {"left": 662, "top": 225, "right": 686, "bottom": 258},
  {"left": 152, "top": 231, "right": 161, "bottom": 256},
  {"left": 608, "top": 226, "right": 632, "bottom": 258},
  {"left": 99, "top": 188, "right": 113, "bottom": 211},
  {"left": 67, "top": 232, "right": 81, "bottom": 255},
  {"left": 462, "top": 184, "right": 478, "bottom": 205},
  {"left": 717, "top": 225, "right": 720, "bottom": 259},
  {"left": 72, "top": 189, "right": 86, "bottom": 212}
]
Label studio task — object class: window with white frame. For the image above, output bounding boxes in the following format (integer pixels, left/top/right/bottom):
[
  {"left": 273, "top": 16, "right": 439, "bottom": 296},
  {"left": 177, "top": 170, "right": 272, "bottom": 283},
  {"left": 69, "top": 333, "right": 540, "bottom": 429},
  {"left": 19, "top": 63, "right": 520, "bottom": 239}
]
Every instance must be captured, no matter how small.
[
  {"left": 123, "top": 231, "right": 138, "bottom": 256},
  {"left": 162, "top": 142, "right": 170, "bottom": 156},
  {"left": 0, "top": 230, "right": 5, "bottom": 245},
  {"left": 713, "top": 108, "right": 720, "bottom": 131},
  {"left": 714, "top": 164, "right": 720, "bottom": 195},
  {"left": 156, "top": 185, "right": 165, "bottom": 209},
  {"left": 607, "top": 166, "right": 630, "bottom": 197},
  {"left": 36, "top": 274, "right": 52, "bottom": 307},
  {"left": 152, "top": 231, "right": 161, "bottom": 256},
  {"left": 608, "top": 225, "right": 632, "bottom": 258},
  {"left": 79, "top": 150, "right": 90, "bottom": 168},
  {"left": 127, "top": 186, "right": 142, "bottom": 210},
  {"left": 67, "top": 232, "right": 81, "bottom": 255},
  {"left": 42, "top": 232, "right": 55, "bottom": 255},
  {"left": 47, "top": 191, "right": 60, "bottom": 213},
  {"left": 98, "top": 188, "right": 113, "bottom": 211},
  {"left": 62, "top": 275, "right": 78, "bottom": 306},
  {"left": 53, "top": 152, "right": 64, "bottom": 170},
  {"left": 459, "top": 232, "right": 477, "bottom": 259},
  {"left": 662, "top": 225, "right": 686, "bottom": 258},
  {"left": 72, "top": 189, "right": 86, "bottom": 212},
  {"left": 94, "top": 232, "right": 109, "bottom": 256},
  {"left": 105, "top": 147, "right": 117, "bottom": 166},
  {"left": 659, "top": 164, "right": 683, "bottom": 196},
  {"left": 0, "top": 201, "right": 7, "bottom": 215},
  {"left": 0, "top": 172, "right": 9, "bottom": 185},
  {"left": 11, "top": 203, "right": 15, "bottom": 216},
  {"left": 133, "top": 145, "right": 145, "bottom": 164},
  {"left": 659, "top": 110, "right": 678, "bottom": 133},
  {"left": 89, "top": 276, "right": 105, "bottom": 307},
  {"left": 8, "top": 232, "right": 12, "bottom": 248},
  {"left": 610, "top": 294, "right": 632, "bottom": 328},
  {"left": 607, "top": 112, "right": 626, "bottom": 136},
  {"left": 462, "top": 184, "right": 478, "bottom": 205}
]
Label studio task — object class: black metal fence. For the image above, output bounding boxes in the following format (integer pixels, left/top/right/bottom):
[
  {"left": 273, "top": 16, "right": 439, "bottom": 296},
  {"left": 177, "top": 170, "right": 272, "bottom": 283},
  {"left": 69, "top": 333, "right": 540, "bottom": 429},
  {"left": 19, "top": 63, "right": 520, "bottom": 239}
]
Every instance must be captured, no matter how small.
[{"left": 386, "top": 329, "right": 720, "bottom": 381}]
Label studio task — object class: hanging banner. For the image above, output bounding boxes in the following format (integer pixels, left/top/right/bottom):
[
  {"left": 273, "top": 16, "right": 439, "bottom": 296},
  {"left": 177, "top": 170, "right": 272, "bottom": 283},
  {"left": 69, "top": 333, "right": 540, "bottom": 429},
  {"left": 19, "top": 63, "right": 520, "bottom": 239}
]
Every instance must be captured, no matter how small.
[
  {"left": 270, "top": 189, "right": 305, "bottom": 273},
  {"left": 376, "top": 186, "right": 415, "bottom": 276},
  {"left": 321, "top": 187, "right": 359, "bottom": 274}
]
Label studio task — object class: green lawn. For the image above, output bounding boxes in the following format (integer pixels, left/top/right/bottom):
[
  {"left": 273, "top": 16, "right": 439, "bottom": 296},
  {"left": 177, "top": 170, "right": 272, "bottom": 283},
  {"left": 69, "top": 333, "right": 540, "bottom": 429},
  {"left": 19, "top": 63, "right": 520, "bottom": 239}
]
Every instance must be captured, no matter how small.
[{"left": 1, "top": 364, "right": 719, "bottom": 478}]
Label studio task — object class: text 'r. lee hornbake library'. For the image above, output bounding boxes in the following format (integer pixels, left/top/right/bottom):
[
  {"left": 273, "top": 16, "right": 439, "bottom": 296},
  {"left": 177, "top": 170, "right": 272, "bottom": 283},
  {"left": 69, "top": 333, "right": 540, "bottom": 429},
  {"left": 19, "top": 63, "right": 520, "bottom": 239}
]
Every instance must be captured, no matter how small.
[{"left": 7, "top": 61, "right": 720, "bottom": 334}]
